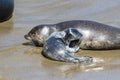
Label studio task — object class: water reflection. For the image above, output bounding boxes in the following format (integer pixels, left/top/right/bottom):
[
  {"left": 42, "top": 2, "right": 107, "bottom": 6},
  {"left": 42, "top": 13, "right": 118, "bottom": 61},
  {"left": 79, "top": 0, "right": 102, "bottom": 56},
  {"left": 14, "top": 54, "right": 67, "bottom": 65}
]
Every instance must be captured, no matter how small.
[
  {"left": 40, "top": 54, "right": 120, "bottom": 78},
  {"left": 40, "top": 58, "right": 105, "bottom": 77},
  {"left": 0, "top": 19, "right": 13, "bottom": 35},
  {"left": 0, "top": 40, "right": 120, "bottom": 80},
  {"left": 24, "top": 46, "right": 120, "bottom": 77}
]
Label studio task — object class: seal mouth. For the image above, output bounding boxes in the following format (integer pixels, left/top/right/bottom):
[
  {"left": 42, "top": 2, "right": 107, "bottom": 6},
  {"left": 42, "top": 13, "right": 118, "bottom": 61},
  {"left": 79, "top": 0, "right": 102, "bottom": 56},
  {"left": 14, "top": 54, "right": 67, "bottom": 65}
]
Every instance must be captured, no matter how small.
[{"left": 69, "top": 39, "right": 80, "bottom": 48}]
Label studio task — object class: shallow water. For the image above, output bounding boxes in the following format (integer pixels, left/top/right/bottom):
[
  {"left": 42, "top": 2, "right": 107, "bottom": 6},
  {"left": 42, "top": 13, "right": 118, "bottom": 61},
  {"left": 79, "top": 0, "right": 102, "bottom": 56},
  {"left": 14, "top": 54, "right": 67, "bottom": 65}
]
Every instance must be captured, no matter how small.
[{"left": 0, "top": 0, "right": 120, "bottom": 80}]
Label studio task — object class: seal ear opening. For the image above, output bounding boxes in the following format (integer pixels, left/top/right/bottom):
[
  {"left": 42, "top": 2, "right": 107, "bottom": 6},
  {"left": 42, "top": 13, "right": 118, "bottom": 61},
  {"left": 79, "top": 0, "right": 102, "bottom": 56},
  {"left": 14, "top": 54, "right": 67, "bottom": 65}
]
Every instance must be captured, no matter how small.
[{"left": 24, "top": 34, "right": 31, "bottom": 40}]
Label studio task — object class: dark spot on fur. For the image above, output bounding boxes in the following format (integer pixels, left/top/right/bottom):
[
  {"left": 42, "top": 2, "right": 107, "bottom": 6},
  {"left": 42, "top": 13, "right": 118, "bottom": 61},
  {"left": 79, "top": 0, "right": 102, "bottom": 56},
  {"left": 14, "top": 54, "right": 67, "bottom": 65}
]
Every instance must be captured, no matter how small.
[{"left": 69, "top": 39, "right": 79, "bottom": 48}]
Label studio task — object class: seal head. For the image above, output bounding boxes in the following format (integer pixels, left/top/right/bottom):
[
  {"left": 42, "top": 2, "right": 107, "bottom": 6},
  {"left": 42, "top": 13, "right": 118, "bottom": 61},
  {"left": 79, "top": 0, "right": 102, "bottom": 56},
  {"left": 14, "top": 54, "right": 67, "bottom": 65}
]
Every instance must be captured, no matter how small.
[{"left": 24, "top": 25, "right": 57, "bottom": 46}]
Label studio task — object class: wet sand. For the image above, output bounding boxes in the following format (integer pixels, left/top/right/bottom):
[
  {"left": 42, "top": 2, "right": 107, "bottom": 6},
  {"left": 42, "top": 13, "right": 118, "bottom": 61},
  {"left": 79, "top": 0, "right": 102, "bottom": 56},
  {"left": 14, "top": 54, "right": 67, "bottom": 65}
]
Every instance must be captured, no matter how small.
[{"left": 0, "top": 0, "right": 120, "bottom": 80}]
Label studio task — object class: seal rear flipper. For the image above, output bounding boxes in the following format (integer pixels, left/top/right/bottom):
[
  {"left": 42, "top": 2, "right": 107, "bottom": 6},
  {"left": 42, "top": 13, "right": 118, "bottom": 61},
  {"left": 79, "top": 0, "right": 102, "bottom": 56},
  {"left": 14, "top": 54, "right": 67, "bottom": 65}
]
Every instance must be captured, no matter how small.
[
  {"left": 63, "top": 53, "right": 93, "bottom": 63},
  {"left": 77, "top": 56, "right": 93, "bottom": 63}
]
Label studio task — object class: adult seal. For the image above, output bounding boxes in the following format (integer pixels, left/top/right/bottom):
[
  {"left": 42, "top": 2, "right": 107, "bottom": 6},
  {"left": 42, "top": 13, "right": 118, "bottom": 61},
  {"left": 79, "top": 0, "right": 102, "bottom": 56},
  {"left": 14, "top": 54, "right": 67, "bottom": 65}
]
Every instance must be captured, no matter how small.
[
  {"left": 24, "top": 20, "right": 120, "bottom": 50},
  {"left": 43, "top": 28, "right": 93, "bottom": 63},
  {"left": 0, "top": 0, "right": 14, "bottom": 22}
]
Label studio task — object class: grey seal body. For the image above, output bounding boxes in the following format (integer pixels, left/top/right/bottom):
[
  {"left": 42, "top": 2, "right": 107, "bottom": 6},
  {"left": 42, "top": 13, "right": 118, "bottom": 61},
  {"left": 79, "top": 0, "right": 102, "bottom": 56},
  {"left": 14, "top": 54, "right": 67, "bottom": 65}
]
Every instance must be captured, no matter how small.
[
  {"left": 43, "top": 28, "right": 93, "bottom": 63},
  {"left": 25, "top": 20, "right": 120, "bottom": 49}
]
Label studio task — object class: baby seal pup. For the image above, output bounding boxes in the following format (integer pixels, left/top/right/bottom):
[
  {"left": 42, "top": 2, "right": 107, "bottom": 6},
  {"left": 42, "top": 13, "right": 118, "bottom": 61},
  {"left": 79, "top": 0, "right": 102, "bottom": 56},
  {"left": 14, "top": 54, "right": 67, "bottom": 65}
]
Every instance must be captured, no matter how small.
[
  {"left": 43, "top": 28, "right": 93, "bottom": 63},
  {"left": 25, "top": 20, "right": 120, "bottom": 49}
]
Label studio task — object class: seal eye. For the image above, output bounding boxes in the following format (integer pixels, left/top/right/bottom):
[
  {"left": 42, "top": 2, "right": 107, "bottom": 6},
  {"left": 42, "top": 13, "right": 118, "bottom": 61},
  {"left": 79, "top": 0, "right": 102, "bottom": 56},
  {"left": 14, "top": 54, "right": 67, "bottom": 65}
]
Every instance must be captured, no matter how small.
[{"left": 69, "top": 39, "right": 80, "bottom": 48}]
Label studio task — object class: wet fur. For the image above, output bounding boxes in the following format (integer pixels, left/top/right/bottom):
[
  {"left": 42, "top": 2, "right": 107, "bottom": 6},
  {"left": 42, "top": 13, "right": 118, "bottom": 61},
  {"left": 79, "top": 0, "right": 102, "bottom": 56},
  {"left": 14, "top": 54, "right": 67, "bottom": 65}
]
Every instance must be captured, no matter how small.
[{"left": 43, "top": 28, "right": 93, "bottom": 63}]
